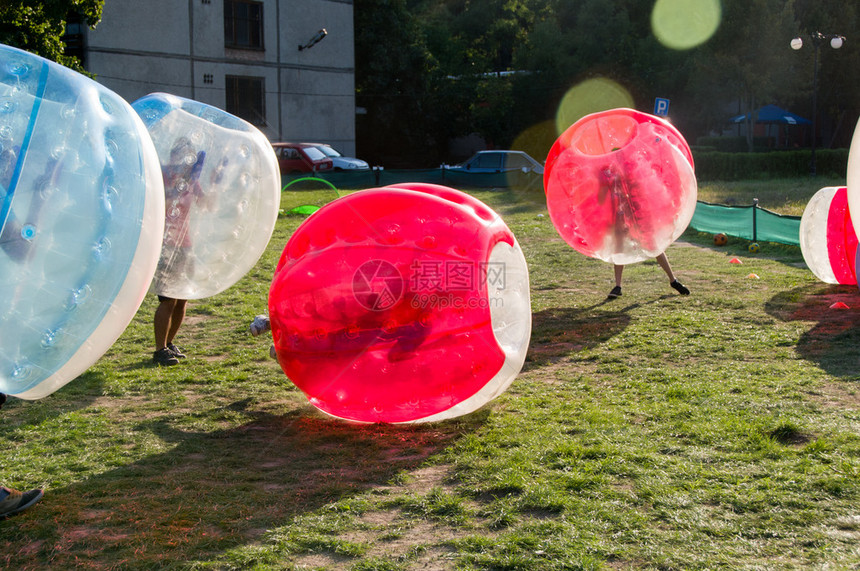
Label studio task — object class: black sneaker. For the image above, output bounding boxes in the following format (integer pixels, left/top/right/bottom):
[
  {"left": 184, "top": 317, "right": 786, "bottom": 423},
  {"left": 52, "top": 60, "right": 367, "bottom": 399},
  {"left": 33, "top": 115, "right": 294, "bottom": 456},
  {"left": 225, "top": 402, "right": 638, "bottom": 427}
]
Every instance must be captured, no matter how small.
[
  {"left": 153, "top": 347, "right": 179, "bottom": 366},
  {"left": 670, "top": 280, "right": 690, "bottom": 295},
  {"left": 0, "top": 486, "right": 43, "bottom": 519},
  {"left": 607, "top": 286, "right": 622, "bottom": 299},
  {"left": 167, "top": 343, "right": 186, "bottom": 358}
]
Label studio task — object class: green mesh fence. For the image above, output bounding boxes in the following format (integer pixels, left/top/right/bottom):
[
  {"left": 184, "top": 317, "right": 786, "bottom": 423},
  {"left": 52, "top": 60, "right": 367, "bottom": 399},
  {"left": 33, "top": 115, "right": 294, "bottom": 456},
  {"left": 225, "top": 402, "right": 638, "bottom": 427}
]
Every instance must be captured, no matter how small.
[{"left": 689, "top": 201, "right": 800, "bottom": 246}]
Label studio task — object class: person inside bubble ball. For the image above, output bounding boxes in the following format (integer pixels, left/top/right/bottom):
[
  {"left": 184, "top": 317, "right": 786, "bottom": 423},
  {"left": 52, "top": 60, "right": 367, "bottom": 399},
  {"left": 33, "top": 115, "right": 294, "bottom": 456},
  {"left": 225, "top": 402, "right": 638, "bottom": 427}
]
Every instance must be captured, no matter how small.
[
  {"left": 152, "top": 137, "right": 210, "bottom": 366},
  {"left": 0, "top": 393, "right": 43, "bottom": 519},
  {"left": 0, "top": 148, "right": 60, "bottom": 263},
  {"left": 597, "top": 162, "right": 690, "bottom": 300},
  {"left": 0, "top": 148, "right": 24, "bottom": 259}
]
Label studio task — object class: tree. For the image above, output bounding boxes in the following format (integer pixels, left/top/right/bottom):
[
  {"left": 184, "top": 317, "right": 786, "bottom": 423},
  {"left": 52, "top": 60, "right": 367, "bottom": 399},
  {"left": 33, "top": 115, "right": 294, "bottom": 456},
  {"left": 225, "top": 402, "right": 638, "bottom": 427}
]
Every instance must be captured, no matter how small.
[
  {"left": 0, "top": 0, "right": 103, "bottom": 72},
  {"left": 355, "top": 0, "right": 858, "bottom": 165},
  {"left": 685, "top": 0, "right": 800, "bottom": 151},
  {"left": 355, "top": 0, "right": 444, "bottom": 166}
]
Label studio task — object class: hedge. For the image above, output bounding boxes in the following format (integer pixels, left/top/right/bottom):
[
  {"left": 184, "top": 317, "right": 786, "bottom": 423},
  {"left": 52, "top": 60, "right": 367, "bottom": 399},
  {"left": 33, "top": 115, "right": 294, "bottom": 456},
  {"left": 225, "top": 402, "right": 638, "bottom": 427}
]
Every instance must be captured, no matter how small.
[
  {"left": 694, "top": 136, "right": 777, "bottom": 153},
  {"left": 691, "top": 149, "right": 849, "bottom": 180}
]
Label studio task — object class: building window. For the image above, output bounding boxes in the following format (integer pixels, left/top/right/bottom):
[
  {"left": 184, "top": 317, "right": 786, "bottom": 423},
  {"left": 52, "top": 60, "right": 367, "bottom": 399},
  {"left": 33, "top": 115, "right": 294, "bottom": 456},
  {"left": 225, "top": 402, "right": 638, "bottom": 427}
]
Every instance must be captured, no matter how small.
[
  {"left": 226, "top": 75, "right": 265, "bottom": 125},
  {"left": 224, "top": 0, "right": 263, "bottom": 49},
  {"left": 62, "top": 12, "right": 87, "bottom": 66}
]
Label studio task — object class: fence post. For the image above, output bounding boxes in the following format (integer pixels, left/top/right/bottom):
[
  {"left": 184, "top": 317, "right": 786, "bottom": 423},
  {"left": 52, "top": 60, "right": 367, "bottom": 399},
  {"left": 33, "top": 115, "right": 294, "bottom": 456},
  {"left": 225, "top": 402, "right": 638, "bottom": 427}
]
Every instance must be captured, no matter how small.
[{"left": 752, "top": 198, "right": 759, "bottom": 242}]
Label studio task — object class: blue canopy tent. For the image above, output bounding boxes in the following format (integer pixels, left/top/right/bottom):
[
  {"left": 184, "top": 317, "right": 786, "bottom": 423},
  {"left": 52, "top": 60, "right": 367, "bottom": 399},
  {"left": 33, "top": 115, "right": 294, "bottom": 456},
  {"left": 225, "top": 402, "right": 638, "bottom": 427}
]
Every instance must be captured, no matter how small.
[
  {"left": 729, "top": 104, "right": 811, "bottom": 126},
  {"left": 728, "top": 104, "right": 811, "bottom": 148}
]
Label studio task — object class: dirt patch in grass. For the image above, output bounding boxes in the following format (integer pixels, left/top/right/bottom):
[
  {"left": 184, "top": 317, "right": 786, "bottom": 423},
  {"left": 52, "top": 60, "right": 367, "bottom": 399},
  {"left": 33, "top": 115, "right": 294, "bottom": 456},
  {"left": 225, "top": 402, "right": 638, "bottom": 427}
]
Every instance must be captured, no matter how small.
[
  {"left": 366, "top": 519, "right": 461, "bottom": 557},
  {"left": 87, "top": 394, "right": 151, "bottom": 410},
  {"left": 183, "top": 314, "right": 215, "bottom": 327},
  {"left": 286, "top": 465, "right": 475, "bottom": 570},
  {"left": 402, "top": 465, "right": 453, "bottom": 491},
  {"left": 292, "top": 552, "right": 353, "bottom": 570},
  {"left": 814, "top": 381, "right": 860, "bottom": 410},
  {"left": 359, "top": 508, "right": 401, "bottom": 529}
]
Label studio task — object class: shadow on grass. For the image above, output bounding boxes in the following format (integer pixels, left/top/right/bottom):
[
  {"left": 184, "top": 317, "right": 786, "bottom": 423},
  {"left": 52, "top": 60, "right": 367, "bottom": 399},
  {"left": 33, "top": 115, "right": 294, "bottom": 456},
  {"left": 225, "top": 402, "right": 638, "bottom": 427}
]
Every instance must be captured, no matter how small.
[
  {"left": 765, "top": 283, "right": 860, "bottom": 379},
  {"left": 0, "top": 370, "right": 107, "bottom": 427},
  {"left": 2, "top": 400, "right": 483, "bottom": 569},
  {"left": 525, "top": 302, "right": 632, "bottom": 369}
]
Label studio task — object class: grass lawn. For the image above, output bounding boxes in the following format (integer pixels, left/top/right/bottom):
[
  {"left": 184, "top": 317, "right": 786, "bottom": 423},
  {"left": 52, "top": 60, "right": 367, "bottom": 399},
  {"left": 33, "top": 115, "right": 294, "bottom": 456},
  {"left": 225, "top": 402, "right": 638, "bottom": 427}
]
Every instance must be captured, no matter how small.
[{"left": 2, "top": 177, "right": 858, "bottom": 570}]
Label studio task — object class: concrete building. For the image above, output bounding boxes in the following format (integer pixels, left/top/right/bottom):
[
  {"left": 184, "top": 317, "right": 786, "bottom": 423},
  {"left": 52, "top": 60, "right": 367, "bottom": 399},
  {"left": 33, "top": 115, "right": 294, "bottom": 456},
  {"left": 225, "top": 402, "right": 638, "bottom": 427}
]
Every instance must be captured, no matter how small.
[{"left": 69, "top": 0, "right": 357, "bottom": 154}]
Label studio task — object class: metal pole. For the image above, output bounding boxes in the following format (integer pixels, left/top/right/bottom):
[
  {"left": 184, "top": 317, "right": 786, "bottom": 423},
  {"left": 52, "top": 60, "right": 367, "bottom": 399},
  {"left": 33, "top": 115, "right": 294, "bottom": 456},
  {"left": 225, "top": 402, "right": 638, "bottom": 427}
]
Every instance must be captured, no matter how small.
[
  {"left": 810, "top": 36, "right": 819, "bottom": 176},
  {"left": 752, "top": 198, "right": 758, "bottom": 242},
  {"left": 791, "top": 32, "right": 846, "bottom": 176}
]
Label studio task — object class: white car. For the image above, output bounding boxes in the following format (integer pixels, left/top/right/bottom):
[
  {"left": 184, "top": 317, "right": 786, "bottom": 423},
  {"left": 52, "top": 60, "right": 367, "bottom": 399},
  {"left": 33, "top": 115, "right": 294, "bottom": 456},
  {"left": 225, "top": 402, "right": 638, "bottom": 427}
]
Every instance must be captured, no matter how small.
[
  {"left": 446, "top": 150, "right": 544, "bottom": 174},
  {"left": 309, "top": 143, "right": 370, "bottom": 171}
]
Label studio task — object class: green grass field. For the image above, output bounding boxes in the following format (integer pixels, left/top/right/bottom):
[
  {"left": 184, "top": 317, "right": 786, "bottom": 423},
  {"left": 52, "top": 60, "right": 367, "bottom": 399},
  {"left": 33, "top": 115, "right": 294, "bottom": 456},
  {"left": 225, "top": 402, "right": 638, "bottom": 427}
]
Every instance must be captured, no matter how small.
[{"left": 2, "top": 177, "right": 858, "bottom": 570}]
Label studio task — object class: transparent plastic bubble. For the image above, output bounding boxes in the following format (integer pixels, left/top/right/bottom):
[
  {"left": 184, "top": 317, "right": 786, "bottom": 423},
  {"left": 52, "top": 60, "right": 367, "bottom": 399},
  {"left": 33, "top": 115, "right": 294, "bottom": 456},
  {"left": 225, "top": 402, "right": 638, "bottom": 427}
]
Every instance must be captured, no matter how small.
[
  {"left": 801, "top": 186, "right": 857, "bottom": 284},
  {"left": 847, "top": 118, "right": 860, "bottom": 249},
  {"left": 132, "top": 92, "right": 280, "bottom": 300},
  {"left": 0, "top": 43, "right": 165, "bottom": 399},
  {"left": 269, "top": 183, "right": 531, "bottom": 423},
  {"left": 544, "top": 108, "right": 697, "bottom": 264}
]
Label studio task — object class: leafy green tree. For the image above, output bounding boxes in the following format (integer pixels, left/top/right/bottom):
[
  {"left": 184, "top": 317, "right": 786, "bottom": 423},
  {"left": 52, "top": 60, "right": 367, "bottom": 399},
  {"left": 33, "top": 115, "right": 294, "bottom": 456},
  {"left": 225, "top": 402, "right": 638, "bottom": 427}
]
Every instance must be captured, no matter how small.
[
  {"left": 0, "top": 0, "right": 103, "bottom": 72},
  {"left": 356, "top": 0, "right": 858, "bottom": 165},
  {"left": 355, "top": 0, "right": 445, "bottom": 166},
  {"left": 684, "top": 0, "right": 800, "bottom": 151}
]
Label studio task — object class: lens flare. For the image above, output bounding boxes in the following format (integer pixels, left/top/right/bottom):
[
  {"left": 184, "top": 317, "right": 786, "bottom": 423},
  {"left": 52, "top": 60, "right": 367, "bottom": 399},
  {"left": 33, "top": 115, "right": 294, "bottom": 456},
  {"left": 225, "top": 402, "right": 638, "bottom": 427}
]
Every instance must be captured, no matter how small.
[
  {"left": 555, "top": 78, "right": 634, "bottom": 136},
  {"left": 651, "top": 0, "right": 721, "bottom": 50},
  {"left": 512, "top": 121, "right": 557, "bottom": 166}
]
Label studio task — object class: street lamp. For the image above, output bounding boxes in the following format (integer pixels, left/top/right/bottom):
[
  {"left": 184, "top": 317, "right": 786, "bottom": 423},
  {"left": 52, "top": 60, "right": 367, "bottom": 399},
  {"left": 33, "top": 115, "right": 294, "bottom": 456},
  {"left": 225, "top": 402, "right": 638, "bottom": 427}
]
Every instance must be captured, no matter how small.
[
  {"left": 299, "top": 29, "right": 328, "bottom": 51},
  {"left": 791, "top": 32, "right": 846, "bottom": 176}
]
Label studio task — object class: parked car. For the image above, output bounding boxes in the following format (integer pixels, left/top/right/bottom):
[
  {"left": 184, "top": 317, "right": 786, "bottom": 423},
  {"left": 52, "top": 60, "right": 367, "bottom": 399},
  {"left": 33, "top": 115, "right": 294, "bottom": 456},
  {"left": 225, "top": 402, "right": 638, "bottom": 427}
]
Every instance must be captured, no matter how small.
[
  {"left": 271, "top": 142, "right": 334, "bottom": 174},
  {"left": 308, "top": 143, "right": 370, "bottom": 171},
  {"left": 445, "top": 150, "right": 544, "bottom": 174}
]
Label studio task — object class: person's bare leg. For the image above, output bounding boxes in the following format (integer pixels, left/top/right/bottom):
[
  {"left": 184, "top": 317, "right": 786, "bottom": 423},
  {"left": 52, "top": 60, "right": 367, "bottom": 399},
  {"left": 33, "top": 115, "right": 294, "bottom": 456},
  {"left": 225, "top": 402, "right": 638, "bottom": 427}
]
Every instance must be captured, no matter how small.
[
  {"left": 656, "top": 253, "right": 690, "bottom": 294},
  {"left": 608, "top": 265, "right": 624, "bottom": 298},
  {"left": 166, "top": 299, "right": 187, "bottom": 346},
  {"left": 655, "top": 253, "right": 676, "bottom": 282},
  {"left": 153, "top": 298, "right": 181, "bottom": 364},
  {"left": 154, "top": 298, "right": 177, "bottom": 351}
]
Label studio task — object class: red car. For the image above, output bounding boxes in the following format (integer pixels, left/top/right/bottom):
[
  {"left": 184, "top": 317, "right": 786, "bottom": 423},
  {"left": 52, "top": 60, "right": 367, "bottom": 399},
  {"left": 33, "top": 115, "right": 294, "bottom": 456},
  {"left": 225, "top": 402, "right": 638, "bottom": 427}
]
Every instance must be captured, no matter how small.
[{"left": 272, "top": 142, "right": 334, "bottom": 174}]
